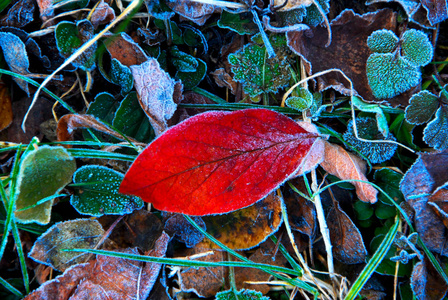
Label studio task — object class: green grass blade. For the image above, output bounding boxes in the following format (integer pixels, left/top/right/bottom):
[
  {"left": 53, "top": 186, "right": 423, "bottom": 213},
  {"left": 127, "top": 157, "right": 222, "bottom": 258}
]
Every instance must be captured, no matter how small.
[
  {"left": 0, "top": 275, "right": 23, "bottom": 298},
  {"left": 11, "top": 222, "right": 29, "bottom": 293},
  {"left": 344, "top": 217, "right": 399, "bottom": 300},
  {"left": 67, "top": 149, "right": 137, "bottom": 161}
]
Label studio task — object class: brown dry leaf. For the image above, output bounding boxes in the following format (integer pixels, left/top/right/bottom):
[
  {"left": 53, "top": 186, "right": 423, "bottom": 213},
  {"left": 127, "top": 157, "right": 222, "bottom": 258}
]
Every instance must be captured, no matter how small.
[
  {"left": 320, "top": 141, "right": 378, "bottom": 203},
  {"left": 131, "top": 58, "right": 179, "bottom": 135},
  {"left": 421, "top": 0, "right": 448, "bottom": 26},
  {"left": 411, "top": 258, "right": 448, "bottom": 300},
  {"left": 91, "top": 0, "right": 116, "bottom": 29},
  {"left": 0, "top": 83, "right": 13, "bottom": 131},
  {"left": 36, "top": 0, "right": 53, "bottom": 23},
  {"left": 0, "top": 0, "right": 34, "bottom": 28},
  {"left": 178, "top": 240, "right": 228, "bottom": 298},
  {"left": 327, "top": 202, "right": 367, "bottom": 264},
  {"left": 286, "top": 9, "right": 416, "bottom": 107},
  {"left": 105, "top": 33, "right": 149, "bottom": 67},
  {"left": 233, "top": 239, "right": 288, "bottom": 294},
  {"left": 273, "top": 0, "right": 313, "bottom": 11},
  {"left": 24, "top": 232, "right": 170, "bottom": 300},
  {"left": 57, "top": 114, "right": 139, "bottom": 144},
  {"left": 166, "top": 0, "right": 218, "bottom": 25},
  {"left": 202, "top": 193, "right": 283, "bottom": 250},
  {"left": 211, "top": 68, "right": 238, "bottom": 95},
  {"left": 400, "top": 150, "right": 448, "bottom": 255},
  {"left": 165, "top": 214, "right": 205, "bottom": 248},
  {"left": 428, "top": 184, "right": 448, "bottom": 228}
]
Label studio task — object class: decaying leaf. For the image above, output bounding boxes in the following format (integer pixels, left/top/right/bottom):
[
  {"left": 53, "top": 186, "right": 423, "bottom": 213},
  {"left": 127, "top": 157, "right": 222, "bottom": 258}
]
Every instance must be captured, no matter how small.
[
  {"left": 165, "top": 214, "right": 206, "bottom": 248},
  {"left": 428, "top": 184, "right": 448, "bottom": 229},
  {"left": 320, "top": 141, "right": 378, "bottom": 203},
  {"left": 327, "top": 202, "right": 367, "bottom": 264},
  {"left": 202, "top": 193, "right": 282, "bottom": 250},
  {"left": 0, "top": 0, "right": 34, "bottom": 27},
  {"left": 421, "top": 0, "right": 448, "bottom": 26},
  {"left": 365, "top": 0, "right": 431, "bottom": 28},
  {"left": 57, "top": 114, "right": 139, "bottom": 143},
  {"left": 166, "top": 0, "right": 218, "bottom": 26},
  {"left": 0, "top": 82, "right": 13, "bottom": 131},
  {"left": 24, "top": 232, "right": 170, "bottom": 300},
  {"left": 130, "top": 58, "right": 178, "bottom": 135},
  {"left": 90, "top": 0, "right": 115, "bottom": 29},
  {"left": 36, "top": 0, "right": 54, "bottom": 22},
  {"left": 411, "top": 258, "right": 448, "bottom": 300},
  {"left": 104, "top": 32, "right": 149, "bottom": 67},
  {"left": 120, "top": 109, "right": 319, "bottom": 216},
  {"left": 29, "top": 219, "right": 105, "bottom": 272},
  {"left": 14, "top": 146, "right": 76, "bottom": 225},
  {"left": 400, "top": 150, "right": 448, "bottom": 255}
]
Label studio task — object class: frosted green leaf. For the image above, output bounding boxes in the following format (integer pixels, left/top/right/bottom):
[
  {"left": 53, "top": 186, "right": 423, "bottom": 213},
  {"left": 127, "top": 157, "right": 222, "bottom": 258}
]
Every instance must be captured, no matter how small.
[
  {"left": 405, "top": 90, "right": 439, "bottom": 125},
  {"left": 14, "top": 146, "right": 76, "bottom": 225},
  {"left": 87, "top": 92, "right": 120, "bottom": 123},
  {"left": 367, "top": 29, "right": 399, "bottom": 53},
  {"left": 352, "top": 96, "right": 389, "bottom": 137},
  {"left": 228, "top": 34, "right": 291, "bottom": 97},
  {"left": 366, "top": 53, "right": 420, "bottom": 99},
  {"left": 113, "top": 92, "right": 154, "bottom": 143},
  {"left": 304, "top": 0, "right": 330, "bottom": 26},
  {"left": 55, "top": 20, "right": 96, "bottom": 71},
  {"left": 70, "top": 165, "right": 143, "bottom": 217},
  {"left": 374, "top": 168, "right": 404, "bottom": 206},
  {"left": 285, "top": 87, "right": 313, "bottom": 111},
  {"left": 423, "top": 105, "right": 448, "bottom": 151},
  {"left": 344, "top": 117, "right": 397, "bottom": 164},
  {"left": 401, "top": 29, "right": 433, "bottom": 67},
  {"left": 28, "top": 219, "right": 104, "bottom": 272},
  {"left": 171, "top": 47, "right": 198, "bottom": 73},
  {"left": 216, "top": 289, "right": 270, "bottom": 300},
  {"left": 353, "top": 200, "right": 374, "bottom": 220},
  {"left": 110, "top": 58, "right": 134, "bottom": 95},
  {"left": 277, "top": 8, "right": 306, "bottom": 27},
  {"left": 176, "top": 57, "right": 207, "bottom": 90},
  {"left": 217, "top": 11, "right": 258, "bottom": 35}
]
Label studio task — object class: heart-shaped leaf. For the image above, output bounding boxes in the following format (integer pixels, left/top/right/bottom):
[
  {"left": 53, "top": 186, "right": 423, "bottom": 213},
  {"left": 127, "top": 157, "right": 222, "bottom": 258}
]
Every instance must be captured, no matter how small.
[{"left": 119, "top": 108, "right": 319, "bottom": 216}]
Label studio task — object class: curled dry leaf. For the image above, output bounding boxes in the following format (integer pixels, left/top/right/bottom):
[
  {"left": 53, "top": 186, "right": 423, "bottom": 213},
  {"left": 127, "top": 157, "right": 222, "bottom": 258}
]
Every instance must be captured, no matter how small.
[
  {"left": 0, "top": 82, "right": 13, "bottom": 131},
  {"left": 166, "top": 0, "right": 218, "bottom": 26},
  {"left": 320, "top": 141, "right": 378, "bottom": 203},
  {"left": 104, "top": 33, "right": 149, "bottom": 67},
  {"left": 91, "top": 0, "right": 115, "bottom": 29},
  {"left": 57, "top": 114, "right": 139, "bottom": 144},
  {"left": 130, "top": 58, "right": 178, "bottom": 135},
  {"left": 411, "top": 258, "right": 448, "bottom": 300},
  {"left": 421, "top": 0, "right": 448, "bottom": 26},
  {"left": 36, "top": 0, "right": 54, "bottom": 23},
  {"left": 24, "top": 232, "right": 170, "bottom": 300}
]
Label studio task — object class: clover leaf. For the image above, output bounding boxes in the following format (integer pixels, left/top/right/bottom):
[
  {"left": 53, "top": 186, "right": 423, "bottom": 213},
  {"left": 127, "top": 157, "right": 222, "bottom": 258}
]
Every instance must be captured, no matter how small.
[
  {"left": 423, "top": 105, "right": 448, "bottom": 151},
  {"left": 405, "top": 90, "right": 439, "bottom": 125},
  {"left": 367, "top": 29, "right": 399, "bottom": 53},
  {"left": 401, "top": 29, "right": 433, "bottom": 67}
]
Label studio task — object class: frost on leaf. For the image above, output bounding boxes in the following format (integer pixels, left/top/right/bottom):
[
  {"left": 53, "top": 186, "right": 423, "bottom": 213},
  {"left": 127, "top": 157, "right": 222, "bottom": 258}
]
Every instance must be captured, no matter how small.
[
  {"left": 285, "top": 87, "right": 314, "bottom": 111},
  {"left": 166, "top": 0, "right": 217, "bottom": 26},
  {"left": 119, "top": 109, "right": 319, "bottom": 216},
  {"left": 109, "top": 58, "right": 133, "bottom": 95},
  {"left": 343, "top": 117, "right": 397, "bottom": 164},
  {"left": 216, "top": 288, "right": 270, "bottom": 300},
  {"left": 367, "top": 29, "right": 399, "bottom": 53},
  {"left": 421, "top": 0, "right": 448, "bottom": 26},
  {"left": 15, "top": 146, "right": 76, "bottom": 225},
  {"left": 228, "top": 34, "right": 292, "bottom": 97},
  {"left": 29, "top": 219, "right": 105, "bottom": 272},
  {"left": 131, "top": 58, "right": 178, "bottom": 135},
  {"left": 401, "top": 29, "right": 433, "bottom": 67},
  {"left": 423, "top": 105, "right": 448, "bottom": 151},
  {"left": 70, "top": 165, "right": 143, "bottom": 217},
  {"left": 304, "top": 0, "right": 330, "bottom": 26},
  {"left": 405, "top": 90, "right": 439, "bottom": 125},
  {"left": 366, "top": 53, "right": 420, "bottom": 99},
  {"left": 411, "top": 259, "right": 448, "bottom": 300}
]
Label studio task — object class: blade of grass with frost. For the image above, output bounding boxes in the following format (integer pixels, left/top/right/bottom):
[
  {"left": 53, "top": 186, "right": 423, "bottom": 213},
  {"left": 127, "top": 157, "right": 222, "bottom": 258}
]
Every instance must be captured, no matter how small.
[
  {"left": 22, "top": 0, "right": 143, "bottom": 132},
  {"left": 0, "top": 275, "right": 23, "bottom": 298},
  {"left": 11, "top": 221, "right": 29, "bottom": 293}
]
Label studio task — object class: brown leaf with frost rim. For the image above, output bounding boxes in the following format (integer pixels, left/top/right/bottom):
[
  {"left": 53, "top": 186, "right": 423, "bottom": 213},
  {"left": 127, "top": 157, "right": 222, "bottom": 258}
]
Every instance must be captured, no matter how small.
[
  {"left": 320, "top": 141, "right": 377, "bottom": 203},
  {"left": 0, "top": 82, "right": 13, "bottom": 131},
  {"left": 131, "top": 58, "right": 178, "bottom": 136}
]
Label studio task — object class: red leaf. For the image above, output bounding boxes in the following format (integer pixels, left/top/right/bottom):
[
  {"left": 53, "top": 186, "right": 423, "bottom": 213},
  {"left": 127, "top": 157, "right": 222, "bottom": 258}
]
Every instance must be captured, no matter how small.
[{"left": 119, "top": 108, "right": 318, "bottom": 216}]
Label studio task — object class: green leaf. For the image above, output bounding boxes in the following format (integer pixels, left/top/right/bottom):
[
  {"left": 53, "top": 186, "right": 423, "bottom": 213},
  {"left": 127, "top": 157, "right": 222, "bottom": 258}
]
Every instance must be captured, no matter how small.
[
  {"left": 375, "top": 201, "right": 397, "bottom": 219},
  {"left": 110, "top": 59, "right": 134, "bottom": 95},
  {"left": 87, "top": 92, "right": 120, "bottom": 123},
  {"left": 183, "top": 28, "right": 204, "bottom": 48},
  {"left": 228, "top": 34, "right": 292, "bottom": 97},
  {"left": 70, "top": 165, "right": 143, "bottom": 217},
  {"left": 154, "top": 19, "right": 183, "bottom": 45},
  {"left": 55, "top": 20, "right": 97, "bottom": 71},
  {"left": 304, "top": 0, "right": 330, "bottom": 26},
  {"left": 373, "top": 168, "right": 404, "bottom": 206},
  {"left": 113, "top": 92, "right": 154, "bottom": 143},
  {"left": 370, "top": 234, "right": 412, "bottom": 277},
  {"left": 0, "top": 0, "right": 12, "bottom": 14},
  {"left": 401, "top": 29, "right": 433, "bottom": 67},
  {"left": 353, "top": 200, "right": 374, "bottom": 221},
  {"left": 423, "top": 105, "right": 448, "bottom": 151},
  {"left": 366, "top": 53, "right": 420, "bottom": 99},
  {"left": 216, "top": 288, "right": 270, "bottom": 300},
  {"left": 352, "top": 96, "right": 389, "bottom": 137},
  {"left": 367, "top": 29, "right": 399, "bottom": 53},
  {"left": 170, "top": 47, "right": 198, "bottom": 72},
  {"left": 285, "top": 87, "right": 313, "bottom": 111},
  {"left": 176, "top": 57, "right": 206, "bottom": 90},
  {"left": 405, "top": 90, "right": 439, "bottom": 125},
  {"left": 217, "top": 11, "right": 258, "bottom": 35},
  {"left": 14, "top": 146, "right": 76, "bottom": 225},
  {"left": 28, "top": 219, "right": 104, "bottom": 272}
]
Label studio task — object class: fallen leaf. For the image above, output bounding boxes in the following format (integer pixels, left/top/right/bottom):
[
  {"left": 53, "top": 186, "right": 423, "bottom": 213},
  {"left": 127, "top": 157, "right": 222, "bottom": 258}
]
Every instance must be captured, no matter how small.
[
  {"left": 29, "top": 219, "right": 105, "bottom": 272},
  {"left": 24, "top": 232, "right": 170, "bottom": 300},
  {"left": 400, "top": 150, "right": 448, "bottom": 255},
  {"left": 104, "top": 32, "right": 149, "bottom": 67},
  {"left": 57, "top": 114, "right": 139, "bottom": 144},
  {"left": 165, "top": 214, "right": 205, "bottom": 248},
  {"left": 130, "top": 58, "right": 178, "bottom": 135},
  {"left": 286, "top": 9, "right": 417, "bottom": 107},
  {"left": 202, "top": 193, "right": 283, "bottom": 250},
  {"left": 320, "top": 141, "right": 378, "bottom": 203},
  {"left": 178, "top": 240, "right": 227, "bottom": 298},
  {"left": 216, "top": 288, "right": 270, "bottom": 300},
  {"left": 119, "top": 109, "right": 319, "bottom": 216},
  {"left": 0, "top": 0, "right": 34, "bottom": 27},
  {"left": 421, "top": 0, "right": 448, "bottom": 26},
  {"left": 411, "top": 258, "right": 448, "bottom": 300},
  {"left": 166, "top": 0, "right": 218, "bottom": 25},
  {"left": 70, "top": 165, "right": 143, "bottom": 217},
  {"left": 428, "top": 184, "right": 448, "bottom": 228},
  {"left": 36, "top": 0, "right": 54, "bottom": 23},
  {"left": 327, "top": 202, "right": 367, "bottom": 264},
  {"left": 0, "top": 82, "right": 13, "bottom": 131},
  {"left": 14, "top": 146, "right": 77, "bottom": 225},
  {"left": 211, "top": 68, "right": 238, "bottom": 95},
  {"left": 90, "top": 0, "right": 115, "bottom": 29}
]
